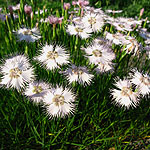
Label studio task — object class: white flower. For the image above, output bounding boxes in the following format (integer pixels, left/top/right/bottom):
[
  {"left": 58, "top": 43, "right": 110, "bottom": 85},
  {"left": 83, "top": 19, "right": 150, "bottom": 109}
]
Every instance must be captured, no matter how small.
[
  {"left": 93, "top": 37, "right": 112, "bottom": 48},
  {"left": 95, "top": 61, "right": 114, "bottom": 73},
  {"left": 82, "top": 12, "right": 104, "bottom": 32},
  {"left": 62, "top": 64, "right": 94, "bottom": 85},
  {"left": 84, "top": 6, "right": 105, "bottom": 15},
  {"left": 40, "top": 17, "right": 49, "bottom": 23},
  {"left": 111, "top": 22, "right": 133, "bottom": 32},
  {"left": 105, "top": 31, "right": 127, "bottom": 45},
  {"left": 116, "top": 17, "right": 142, "bottom": 26},
  {"left": 105, "top": 16, "right": 116, "bottom": 24},
  {"left": 138, "top": 28, "right": 150, "bottom": 44},
  {"left": 83, "top": 43, "right": 115, "bottom": 65},
  {"left": 105, "top": 32, "right": 140, "bottom": 55},
  {"left": 71, "top": 17, "right": 82, "bottom": 25},
  {"left": 12, "top": 4, "right": 20, "bottom": 11},
  {"left": 43, "top": 87, "right": 76, "bottom": 118},
  {"left": 139, "top": 30, "right": 150, "bottom": 40},
  {"left": 35, "top": 44, "right": 70, "bottom": 70},
  {"left": 0, "top": 55, "right": 35, "bottom": 91},
  {"left": 138, "top": 29, "right": 150, "bottom": 45},
  {"left": 111, "top": 79, "right": 140, "bottom": 108},
  {"left": 123, "top": 36, "right": 139, "bottom": 55},
  {"left": 24, "top": 81, "right": 50, "bottom": 103},
  {"left": 14, "top": 27, "right": 41, "bottom": 42},
  {"left": 35, "top": 9, "right": 47, "bottom": 15},
  {"left": 143, "top": 46, "right": 150, "bottom": 59},
  {"left": 145, "top": 39, "right": 150, "bottom": 45},
  {"left": 66, "top": 24, "right": 92, "bottom": 39},
  {"left": 105, "top": 10, "right": 123, "bottom": 14},
  {"left": 131, "top": 70, "right": 150, "bottom": 96}
]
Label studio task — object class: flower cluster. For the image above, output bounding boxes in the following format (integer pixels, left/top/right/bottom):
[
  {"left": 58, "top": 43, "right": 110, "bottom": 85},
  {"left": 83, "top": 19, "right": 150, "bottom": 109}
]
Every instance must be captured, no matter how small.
[
  {"left": 0, "top": 0, "right": 150, "bottom": 120},
  {"left": 111, "top": 70, "right": 150, "bottom": 109}
]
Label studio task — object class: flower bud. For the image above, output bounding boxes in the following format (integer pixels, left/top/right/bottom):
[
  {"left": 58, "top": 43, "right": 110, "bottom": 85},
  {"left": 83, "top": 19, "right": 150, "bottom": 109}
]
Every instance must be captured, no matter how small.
[
  {"left": 58, "top": 17, "right": 64, "bottom": 24},
  {"left": 8, "top": 6, "right": 13, "bottom": 14},
  {"left": 140, "top": 8, "right": 144, "bottom": 17},
  {"left": 24, "top": 4, "right": 32, "bottom": 15},
  {"left": 72, "top": 1, "right": 77, "bottom": 6},
  {"left": 48, "top": 15, "right": 59, "bottom": 24},
  {"left": 63, "top": 3, "right": 71, "bottom": 10},
  {"left": 83, "top": 1, "right": 89, "bottom": 6},
  {"left": 31, "top": 12, "right": 34, "bottom": 19}
]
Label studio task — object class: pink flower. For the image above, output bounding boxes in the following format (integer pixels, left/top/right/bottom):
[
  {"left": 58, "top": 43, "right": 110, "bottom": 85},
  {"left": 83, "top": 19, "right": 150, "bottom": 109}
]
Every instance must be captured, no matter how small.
[
  {"left": 12, "top": 4, "right": 20, "bottom": 11},
  {"left": 81, "top": 8, "right": 84, "bottom": 17},
  {"left": 72, "top": 1, "right": 77, "bottom": 6},
  {"left": 63, "top": 3, "right": 71, "bottom": 10},
  {"left": 78, "top": 0, "right": 89, "bottom": 7},
  {"left": 78, "top": 0, "right": 84, "bottom": 6},
  {"left": 58, "top": 17, "right": 64, "bottom": 24},
  {"left": 83, "top": 0, "right": 89, "bottom": 6},
  {"left": 24, "top": 4, "right": 32, "bottom": 15},
  {"left": 48, "top": 16, "right": 59, "bottom": 24}
]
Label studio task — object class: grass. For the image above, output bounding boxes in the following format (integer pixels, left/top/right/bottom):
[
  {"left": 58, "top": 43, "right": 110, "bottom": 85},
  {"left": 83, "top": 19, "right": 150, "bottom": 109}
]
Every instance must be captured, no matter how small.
[{"left": 0, "top": 0, "right": 150, "bottom": 150}]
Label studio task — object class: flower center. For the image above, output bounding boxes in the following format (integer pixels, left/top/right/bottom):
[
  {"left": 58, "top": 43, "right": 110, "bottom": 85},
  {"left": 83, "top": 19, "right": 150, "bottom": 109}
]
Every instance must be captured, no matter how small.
[
  {"left": 52, "top": 94, "right": 65, "bottom": 106},
  {"left": 127, "top": 40, "right": 135, "bottom": 52},
  {"left": 118, "top": 24, "right": 125, "bottom": 28},
  {"left": 22, "top": 29, "right": 32, "bottom": 35},
  {"left": 72, "top": 68, "right": 83, "bottom": 75},
  {"left": 88, "top": 17, "right": 96, "bottom": 25},
  {"left": 75, "top": 27, "right": 83, "bottom": 33},
  {"left": 121, "top": 87, "right": 133, "bottom": 97},
  {"left": 127, "top": 19, "right": 133, "bottom": 22},
  {"left": 140, "top": 77, "right": 150, "bottom": 86},
  {"left": 128, "top": 44, "right": 134, "bottom": 52},
  {"left": 32, "top": 85, "right": 43, "bottom": 94},
  {"left": 47, "top": 51, "right": 58, "bottom": 59},
  {"left": 9, "top": 67, "right": 22, "bottom": 78},
  {"left": 92, "top": 49, "right": 102, "bottom": 57},
  {"left": 98, "top": 40, "right": 107, "bottom": 45},
  {"left": 112, "top": 34, "right": 119, "bottom": 39}
]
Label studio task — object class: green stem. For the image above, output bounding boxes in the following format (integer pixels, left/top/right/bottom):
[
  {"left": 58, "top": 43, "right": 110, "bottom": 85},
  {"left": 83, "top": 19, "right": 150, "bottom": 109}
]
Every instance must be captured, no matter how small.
[{"left": 53, "top": 24, "right": 56, "bottom": 40}]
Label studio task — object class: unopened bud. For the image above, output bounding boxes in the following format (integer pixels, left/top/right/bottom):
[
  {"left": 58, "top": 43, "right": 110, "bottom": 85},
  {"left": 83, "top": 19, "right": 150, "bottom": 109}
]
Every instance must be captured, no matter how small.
[
  {"left": 36, "top": 22, "right": 39, "bottom": 27},
  {"left": 140, "top": 8, "right": 144, "bottom": 17},
  {"left": 43, "top": 5, "right": 46, "bottom": 10},
  {"left": 8, "top": 6, "right": 13, "bottom": 14},
  {"left": 31, "top": 12, "right": 34, "bottom": 19}
]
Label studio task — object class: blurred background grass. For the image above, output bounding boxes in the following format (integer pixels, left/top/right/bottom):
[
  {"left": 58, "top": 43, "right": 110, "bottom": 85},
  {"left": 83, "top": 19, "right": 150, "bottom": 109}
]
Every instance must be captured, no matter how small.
[{"left": 0, "top": 0, "right": 150, "bottom": 18}]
